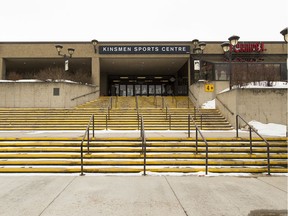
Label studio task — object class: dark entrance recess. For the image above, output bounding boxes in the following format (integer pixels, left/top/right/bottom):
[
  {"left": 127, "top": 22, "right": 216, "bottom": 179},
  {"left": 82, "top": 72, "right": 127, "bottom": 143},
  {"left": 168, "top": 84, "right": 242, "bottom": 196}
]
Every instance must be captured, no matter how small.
[{"left": 101, "top": 58, "right": 189, "bottom": 96}]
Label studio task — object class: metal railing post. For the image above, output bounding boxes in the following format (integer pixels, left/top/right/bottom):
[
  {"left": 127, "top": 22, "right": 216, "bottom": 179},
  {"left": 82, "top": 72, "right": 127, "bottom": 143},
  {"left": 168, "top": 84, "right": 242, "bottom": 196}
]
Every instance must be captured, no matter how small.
[
  {"left": 205, "top": 139, "right": 208, "bottom": 175},
  {"left": 201, "top": 114, "right": 203, "bottom": 130},
  {"left": 92, "top": 114, "right": 95, "bottom": 138},
  {"left": 236, "top": 115, "right": 239, "bottom": 138},
  {"left": 106, "top": 114, "right": 108, "bottom": 130},
  {"left": 166, "top": 106, "right": 168, "bottom": 120},
  {"left": 267, "top": 148, "right": 271, "bottom": 175},
  {"left": 143, "top": 140, "right": 146, "bottom": 176},
  {"left": 137, "top": 114, "right": 139, "bottom": 130},
  {"left": 79, "top": 114, "right": 95, "bottom": 176},
  {"left": 80, "top": 141, "right": 84, "bottom": 176},
  {"left": 140, "top": 115, "right": 146, "bottom": 176},
  {"left": 249, "top": 127, "right": 252, "bottom": 154},
  {"left": 190, "top": 114, "right": 209, "bottom": 175},
  {"left": 169, "top": 114, "right": 171, "bottom": 130},
  {"left": 195, "top": 128, "right": 198, "bottom": 154},
  {"left": 188, "top": 115, "right": 191, "bottom": 138},
  {"left": 236, "top": 114, "right": 271, "bottom": 175},
  {"left": 87, "top": 128, "right": 90, "bottom": 154}
]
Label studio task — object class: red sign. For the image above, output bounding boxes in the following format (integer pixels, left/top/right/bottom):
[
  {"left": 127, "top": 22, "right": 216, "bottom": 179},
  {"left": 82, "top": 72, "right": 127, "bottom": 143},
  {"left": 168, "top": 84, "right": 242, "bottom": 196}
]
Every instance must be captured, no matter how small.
[{"left": 232, "top": 42, "right": 265, "bottom": 53}]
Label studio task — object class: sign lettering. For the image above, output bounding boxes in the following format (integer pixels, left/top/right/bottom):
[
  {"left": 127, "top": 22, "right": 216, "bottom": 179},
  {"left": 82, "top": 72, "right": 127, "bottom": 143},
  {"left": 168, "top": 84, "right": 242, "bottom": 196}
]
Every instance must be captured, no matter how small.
[
  {"left": 232, "top": 42, "right": 265, "bottom": 53},
  {"left": 99, "top": 46, "right": 190, "bottom": 54}
]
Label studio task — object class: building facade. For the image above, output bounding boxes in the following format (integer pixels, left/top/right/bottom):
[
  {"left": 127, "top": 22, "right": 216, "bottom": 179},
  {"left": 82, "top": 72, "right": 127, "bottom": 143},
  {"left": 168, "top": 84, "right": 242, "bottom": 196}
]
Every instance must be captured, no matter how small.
[{"left": 0, "top": 41, "right": 286, "bottom": 97}]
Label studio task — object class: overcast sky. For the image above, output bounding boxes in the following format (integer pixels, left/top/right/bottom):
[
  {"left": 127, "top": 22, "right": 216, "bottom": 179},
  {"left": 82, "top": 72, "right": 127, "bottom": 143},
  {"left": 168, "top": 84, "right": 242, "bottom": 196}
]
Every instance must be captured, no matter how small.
[{"left": 1, "top": 0, "right": 287, "bottom": 42}]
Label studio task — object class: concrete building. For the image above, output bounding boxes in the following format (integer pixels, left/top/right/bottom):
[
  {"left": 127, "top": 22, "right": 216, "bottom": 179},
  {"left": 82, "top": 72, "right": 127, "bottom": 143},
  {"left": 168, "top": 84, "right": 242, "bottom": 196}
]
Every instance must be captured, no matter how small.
[
  {"left": 0, "top": 41, "right": 286, "bottom": 97},
  {"left": 0, "top": 40, "right": 287, "bottom": 130}
]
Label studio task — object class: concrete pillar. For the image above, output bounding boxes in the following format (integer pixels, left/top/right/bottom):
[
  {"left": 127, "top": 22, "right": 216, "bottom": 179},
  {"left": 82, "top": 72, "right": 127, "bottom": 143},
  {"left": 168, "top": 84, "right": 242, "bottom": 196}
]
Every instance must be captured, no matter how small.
[
  {"left": 0, "top": 58, "right": 6, "bottom": 80},
  {"left": 91, "top": 57, "right": 100, "bottom": 87}
]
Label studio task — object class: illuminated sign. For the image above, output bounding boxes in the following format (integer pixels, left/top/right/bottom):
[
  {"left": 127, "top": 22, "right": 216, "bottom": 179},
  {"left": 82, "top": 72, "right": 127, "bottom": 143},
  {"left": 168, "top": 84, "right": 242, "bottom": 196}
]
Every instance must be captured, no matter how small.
[
  {"left": 232, "top": 42, "right": 265, "bottom": 53},
  {"left": 99, "top": 46, "right": 190, "bottom": 54}
]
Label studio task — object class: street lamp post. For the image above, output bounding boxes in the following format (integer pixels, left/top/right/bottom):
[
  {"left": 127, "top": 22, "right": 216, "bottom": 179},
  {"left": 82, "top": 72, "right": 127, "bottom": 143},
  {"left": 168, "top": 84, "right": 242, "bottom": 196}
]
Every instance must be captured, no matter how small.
[
  {"left": 55, "top": 45, "right": 75, "bottom": 71},
  {"left": 221, "top": 35, "right": 240, "bottom": 90},
  {"left": 192, "top": 39, "right": 206, "bottom": 81}
]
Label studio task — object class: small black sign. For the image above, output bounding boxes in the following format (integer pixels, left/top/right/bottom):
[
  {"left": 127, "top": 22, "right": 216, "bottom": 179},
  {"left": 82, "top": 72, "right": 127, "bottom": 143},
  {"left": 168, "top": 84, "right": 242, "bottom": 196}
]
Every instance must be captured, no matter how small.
[{"left": 99, "top": 46, "right": 190, "bottom": 54}]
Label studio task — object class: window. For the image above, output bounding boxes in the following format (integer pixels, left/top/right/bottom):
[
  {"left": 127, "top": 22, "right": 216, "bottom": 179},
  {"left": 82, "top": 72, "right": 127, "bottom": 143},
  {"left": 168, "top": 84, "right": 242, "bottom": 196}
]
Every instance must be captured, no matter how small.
[{"left": 53, "top": 88, "right": 60, "bottom": 96}]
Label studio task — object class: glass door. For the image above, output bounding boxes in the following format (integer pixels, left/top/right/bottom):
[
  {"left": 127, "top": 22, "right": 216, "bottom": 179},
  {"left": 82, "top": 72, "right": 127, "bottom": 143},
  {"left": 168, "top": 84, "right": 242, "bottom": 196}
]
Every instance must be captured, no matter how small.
[
  {"left": 135, "top": 85, "right": 141, "bottom": 95},
  {"left": 142, "top": 85, "right": 147, "bottom": 96},
  {"left": 127, "top": 85, "right": 134, "bottom": 96},
  {"left": 149, "top": 85, "right": 155, "bottom": 96},
  {"left": 120, "top": 85, "right": 126, "bottom": 96},
  {"left": 155, "top": 85, "right": 162, "bottom": 95}
]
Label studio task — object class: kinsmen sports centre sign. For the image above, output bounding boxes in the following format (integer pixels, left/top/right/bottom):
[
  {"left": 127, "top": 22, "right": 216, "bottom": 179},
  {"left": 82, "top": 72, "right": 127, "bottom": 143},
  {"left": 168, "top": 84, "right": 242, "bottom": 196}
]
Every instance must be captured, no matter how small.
[{"left": 99, "top": 46, "right": 190, "bottom": 54}]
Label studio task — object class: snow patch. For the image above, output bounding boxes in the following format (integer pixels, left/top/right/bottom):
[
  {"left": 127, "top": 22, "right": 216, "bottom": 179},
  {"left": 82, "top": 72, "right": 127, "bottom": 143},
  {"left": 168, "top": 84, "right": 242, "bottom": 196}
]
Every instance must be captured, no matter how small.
[
  {"left": 219, "top": 81, "right": 288, "bottom": 94},
  {"left": 201, "top": 99, "right": 215, "bottom": 109},
  {"left": 248, "top": 120, "right": 286, "bottom": 137}
]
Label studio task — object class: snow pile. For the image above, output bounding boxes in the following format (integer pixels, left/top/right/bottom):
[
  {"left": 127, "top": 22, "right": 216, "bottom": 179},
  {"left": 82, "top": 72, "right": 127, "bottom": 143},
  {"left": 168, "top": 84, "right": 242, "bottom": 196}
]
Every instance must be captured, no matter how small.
[
  {"left": 219, "top": 81, "right": 288, "bottom": 94},
  {"left": 241, "top": 81, "right": 288, "bottom": 89},
  {"left": 248, "top": 120, "right": 286, "bottom": 137},
  {"left": 0, "top": 79, "right": 81, "bottom": 84},
  {"left": 201, "top": 99, "right": 215, "bottom": 109}
]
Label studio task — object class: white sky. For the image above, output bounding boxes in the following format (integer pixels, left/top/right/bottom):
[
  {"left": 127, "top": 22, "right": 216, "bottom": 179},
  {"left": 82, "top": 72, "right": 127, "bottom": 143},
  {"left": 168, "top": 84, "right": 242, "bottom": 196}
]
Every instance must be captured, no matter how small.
[{"left": 1, "top": 0, "right": 287, "bottom": 42}]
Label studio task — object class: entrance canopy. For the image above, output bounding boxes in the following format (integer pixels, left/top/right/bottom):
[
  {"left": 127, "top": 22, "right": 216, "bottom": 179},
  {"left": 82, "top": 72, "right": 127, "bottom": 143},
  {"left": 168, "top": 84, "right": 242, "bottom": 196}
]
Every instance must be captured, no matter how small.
[{"left": 100, "top": 57, "right": 188, "bottom": 75}]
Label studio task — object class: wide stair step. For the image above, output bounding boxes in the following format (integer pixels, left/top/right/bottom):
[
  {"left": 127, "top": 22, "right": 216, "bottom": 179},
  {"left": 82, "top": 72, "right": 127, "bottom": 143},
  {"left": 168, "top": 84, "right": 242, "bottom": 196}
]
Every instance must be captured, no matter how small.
[
  {"left": 0, "top": 96, "right": 232, "bottom": 130},
  {"left": 0, "top": 137, "right": 286, "bottom": 174}
]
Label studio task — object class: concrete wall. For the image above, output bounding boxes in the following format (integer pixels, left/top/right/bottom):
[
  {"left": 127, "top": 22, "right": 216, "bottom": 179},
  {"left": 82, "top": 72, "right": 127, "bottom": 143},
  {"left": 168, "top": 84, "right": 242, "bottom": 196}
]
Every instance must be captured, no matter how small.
[
  {"left": 189, "top": 81, "right": 229, "bottom": 108},
  {"left": 216, "top": 88, "right": 287, "bottom": 128},
  {"left": 216, "top": 89, "right": 238, "bottom": 127},
  {"left": 237, "top": 89, "right": 287, "bottom": 125},
  {"left": 0, "top": 82, "right": 99, "bottom": 108}
]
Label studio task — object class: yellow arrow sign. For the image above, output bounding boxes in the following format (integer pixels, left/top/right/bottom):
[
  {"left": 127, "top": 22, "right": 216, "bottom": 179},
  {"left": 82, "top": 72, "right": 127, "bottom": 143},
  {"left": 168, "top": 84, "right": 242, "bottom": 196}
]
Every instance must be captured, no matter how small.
[{"left": 205, "top": 84, "right": 214, "bottom": 92}]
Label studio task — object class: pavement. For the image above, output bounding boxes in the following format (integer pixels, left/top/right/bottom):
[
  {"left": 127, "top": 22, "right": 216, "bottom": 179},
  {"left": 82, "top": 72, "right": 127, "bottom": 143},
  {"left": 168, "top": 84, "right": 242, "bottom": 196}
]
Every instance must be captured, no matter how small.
[{"left": 0, "top": 175, "right": 287, "bottom": 216}]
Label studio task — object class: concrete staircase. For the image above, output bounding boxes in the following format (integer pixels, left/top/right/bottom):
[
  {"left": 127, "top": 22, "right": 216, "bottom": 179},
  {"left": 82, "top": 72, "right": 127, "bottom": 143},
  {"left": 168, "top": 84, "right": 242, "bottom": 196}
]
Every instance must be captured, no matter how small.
[
  {"left": 0, "top": 96, "right": 232, "bottom": 130},
  {"left": 0, "top": 137, "right": 286, "bottom": 174},
  {"left": 0, "top": 96, "right": 286, "bottom": 175}
]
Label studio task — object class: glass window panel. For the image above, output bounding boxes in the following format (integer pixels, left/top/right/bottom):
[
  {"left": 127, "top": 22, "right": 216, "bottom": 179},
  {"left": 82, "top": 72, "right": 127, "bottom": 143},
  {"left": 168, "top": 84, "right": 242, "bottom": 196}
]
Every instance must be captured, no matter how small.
[
  {"left": 120, "top": 85, "right": 126, "bottom": 96},
  {"left": 149, "top": 85, "right": 155, "bottom": 95},
  {"left": 142, "top": 85, "right": 147, "bottom": 95},
  {"left": 127, "top": 85, "right": 134, "bottom": 96}
]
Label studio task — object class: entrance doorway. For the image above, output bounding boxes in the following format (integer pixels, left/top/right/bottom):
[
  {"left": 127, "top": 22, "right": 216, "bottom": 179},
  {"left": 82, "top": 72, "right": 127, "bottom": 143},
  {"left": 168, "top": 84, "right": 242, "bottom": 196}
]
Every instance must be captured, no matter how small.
[
  {"left": 101, "top": 58, "right": 189, "bottom": 96},
  {"left": 111, "top": 83, "right": 169, "bottom": 96}
]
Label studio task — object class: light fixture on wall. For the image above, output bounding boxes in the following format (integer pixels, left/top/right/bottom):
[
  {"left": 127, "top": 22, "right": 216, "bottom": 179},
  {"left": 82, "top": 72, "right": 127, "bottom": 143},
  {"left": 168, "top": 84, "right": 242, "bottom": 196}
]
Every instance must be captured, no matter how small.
[
  {"left": 92, "top": 39, "right": 98, "bottom": 53},
  {"left": 280, "top": 27, "right": 288, "bottom": 42},
  {"left": 55, "top": 45, "right": 75, "bottom": 71},
  {"left": 221, "top": 35, "right": 240, "bottom": 90},
  {"left": 191, "top": 39, "right": 206, "bottom": 54},
  {"left": 55, "top": 45, "right": 75, "bottom": 58}
]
